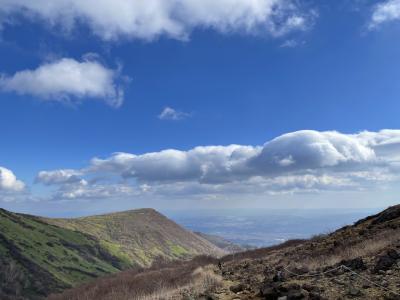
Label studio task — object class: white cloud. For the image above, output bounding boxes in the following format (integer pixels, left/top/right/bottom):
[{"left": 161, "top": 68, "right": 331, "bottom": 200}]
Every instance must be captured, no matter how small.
[
  {"left": 250, "top": 130, "right": 376, "bottom": 174},
  {"left": 158, "top": 107, "right": 191, "bottom": 121},
  {"left": 370, "top": 0, "right": 400, "bottom": 28},
  {"left": 36, "top": 129, "right": 400, "bottom": 201},
  {"left": 0, "top": 166, "right": 25, "bottom": 192},
  {"left": 0, "top": 57, "right": 125, "bottom": 107},
  {"left": 36, "top": 169, "right": 83, "bottom": 185},
  {"left": 52, "top": 180, "right": 135, "bottom": 200},
  {"left": 0, "top": 0, "right": 314, "bottom": 40}
]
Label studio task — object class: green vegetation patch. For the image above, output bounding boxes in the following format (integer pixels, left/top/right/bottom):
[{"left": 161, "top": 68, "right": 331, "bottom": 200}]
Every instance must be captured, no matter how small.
[{"left": 0, "top": 209, "right": 127, "bottom": 299}]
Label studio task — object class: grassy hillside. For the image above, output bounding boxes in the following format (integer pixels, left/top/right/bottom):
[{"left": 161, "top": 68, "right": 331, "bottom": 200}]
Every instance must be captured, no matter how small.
[
  {"left": 0, "top": 208, "right": 129, "bottom": 300},
  {"left": 44, "top": 209, "right": 226, "bottom": 267}
]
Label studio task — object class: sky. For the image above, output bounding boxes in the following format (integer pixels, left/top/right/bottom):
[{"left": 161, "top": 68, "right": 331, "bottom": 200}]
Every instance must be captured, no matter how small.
[{"left": 1, "top": 0, "right": 400, "bottom": 217}]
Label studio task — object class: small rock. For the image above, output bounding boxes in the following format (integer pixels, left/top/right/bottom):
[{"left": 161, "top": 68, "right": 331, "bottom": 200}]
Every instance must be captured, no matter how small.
[
  {"left": 279, "top": 283, "right": 300, "bottom": 292},
  {"left": 230, "top": 284, "right": 245, "bottom": 293},
  {"left": 347, "top": 286, "right": 361, "bottom": 297},
  {"left": 387, "top": 249, "right": 400, "bottom": 260},
  {"left": 309, "top": 292, "right": 327, "bottom": 300},
  {"left": 287, "top": 289, "right": 307, "bottom": 300},
  {"left": 278, "top": 297, "right": 288, "bottom": 300},
  {"left": 260, "top": 286, "right": 280, "bottom": 300}
]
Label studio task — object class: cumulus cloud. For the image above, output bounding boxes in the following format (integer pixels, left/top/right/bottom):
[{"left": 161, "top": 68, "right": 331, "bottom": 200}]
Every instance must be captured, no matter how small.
[
  {"left": 0, "top": 166, "right": 25, "bottom": 192},
  {"left": 158, "top": 107, "right": 191, "bottom": 121},
  {"left": 369, "top": 0, "right": 400, "bottom": 28},
  {"left": 0, "top": 57, "right": 125, "bottom": 107},
  {"left": 36, "top": 130, "right": 400, "bottom": 201},
  {"left": 250, "top": 130, "right": 376, "bottom": 174},
  {"left": 0, "top": 0, "right": 314, "bottom": 40}
]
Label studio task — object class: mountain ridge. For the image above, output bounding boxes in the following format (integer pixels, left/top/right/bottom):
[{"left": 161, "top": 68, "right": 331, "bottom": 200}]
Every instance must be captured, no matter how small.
[
  {"left": 0, "top": 207, "right": 225, "bottom": 299},
  {"left": 42, "top": 208, "right": 226, "bottom": 267}
]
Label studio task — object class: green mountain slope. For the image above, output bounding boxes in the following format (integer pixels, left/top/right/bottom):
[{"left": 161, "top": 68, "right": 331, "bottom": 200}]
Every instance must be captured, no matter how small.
[
  {"left": 0, "top": 208, "right": 128, "bottom": 300},
  {"left": 43, "top": 209, "right": 226, "bottom": 267}
]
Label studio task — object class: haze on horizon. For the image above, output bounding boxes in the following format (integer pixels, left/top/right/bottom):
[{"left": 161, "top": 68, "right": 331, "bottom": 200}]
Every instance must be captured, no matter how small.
[{"left": 1, "top": 0, "right": 400, "bottom": 217}]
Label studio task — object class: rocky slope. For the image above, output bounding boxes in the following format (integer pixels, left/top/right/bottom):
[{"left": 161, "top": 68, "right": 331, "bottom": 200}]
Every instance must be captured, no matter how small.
[
  {"left": 43, "top": 209, "right": 225, "bottom": 267},
  {"left": 209, "top": 204, "right": 400, "bottom": 300}
]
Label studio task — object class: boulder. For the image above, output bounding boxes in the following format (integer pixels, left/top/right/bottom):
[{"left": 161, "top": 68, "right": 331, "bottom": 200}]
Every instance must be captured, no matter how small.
[
  {"left": 340, "top": 257, "right": 366, "bottom": 271},
  {"left": 374, "top": 255, "right": 397, "bottom": 273}
]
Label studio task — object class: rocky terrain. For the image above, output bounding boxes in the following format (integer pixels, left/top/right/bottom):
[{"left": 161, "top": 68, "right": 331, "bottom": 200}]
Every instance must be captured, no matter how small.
[{"left": 207, "top": 204, "right": 400, "bottom": 300}]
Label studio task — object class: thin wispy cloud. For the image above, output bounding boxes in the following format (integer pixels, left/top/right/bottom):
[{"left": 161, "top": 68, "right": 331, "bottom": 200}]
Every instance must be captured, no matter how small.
[
  {"left": 280, "top": 39, "right": 305, "bottom": 48},
  {"left": 158, "top": 107, "right": 191, "bottom": 121}
]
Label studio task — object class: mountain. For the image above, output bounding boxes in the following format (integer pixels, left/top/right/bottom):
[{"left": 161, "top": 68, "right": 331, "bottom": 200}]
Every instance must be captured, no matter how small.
[
  {"left": 43, "top": 209, "right": 226, "bottom": 267},
  {"left": 49, "top": 204, "right": 400, "bottom": 300},
  {"left": 0, "top": 208, "right": 225, "bottom": 299},
  {"left": 0, "top": 208, "right": 128, "bottom": 300}
]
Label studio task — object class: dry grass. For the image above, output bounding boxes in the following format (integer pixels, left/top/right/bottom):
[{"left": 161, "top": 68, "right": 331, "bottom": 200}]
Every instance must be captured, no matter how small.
[
  {"left": 47, "top": 256, "right": 219, "bottom": 300},
  {"left": 295, "top": 230, "right": 400, "bottom": 270}
]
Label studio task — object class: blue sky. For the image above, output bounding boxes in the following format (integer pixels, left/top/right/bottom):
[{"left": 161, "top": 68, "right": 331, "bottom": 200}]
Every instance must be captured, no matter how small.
[{"left": 1, "top": 0, "right": 400, "bottom": 216}]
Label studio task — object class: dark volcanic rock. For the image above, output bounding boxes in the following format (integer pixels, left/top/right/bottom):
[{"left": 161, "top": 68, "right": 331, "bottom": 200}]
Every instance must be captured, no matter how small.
[
  {"left": 340, "top": 257, "right": 367, "bottom": 271},
  {"left": 372, "top": 206, "right": 400, "bottom": 225},
  {"left": 260, "top": 284, "right": 281, "bottom": 300},
  {"left": 230, "top": 283, "right": 245, "bottom": 293},
  {"left": 286, "top": 289, "right": 307, "bottom": 299},
  {"left": 386, "top": 249, "right": 400, "bottom": 260},
  {"left": 374, "top": 254, "right": 397, "bottom": 273}
]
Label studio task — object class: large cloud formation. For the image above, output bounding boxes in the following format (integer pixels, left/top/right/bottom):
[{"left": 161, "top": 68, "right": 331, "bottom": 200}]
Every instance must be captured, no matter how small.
[
  {"left": 0, "top": 0, "right": 313, "bottom": 40},
  {"left": 0, "top": 57, "right": 124, "bottom": 107},
  {"left": 0, "top": 167, "right": 25, "bottom": 192},
  {"left": 36, "top": 130, "right": 400, "bottom": 200}
]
